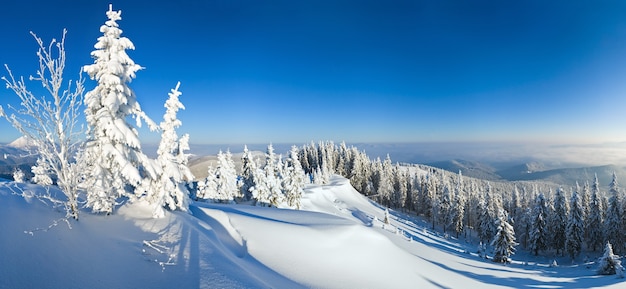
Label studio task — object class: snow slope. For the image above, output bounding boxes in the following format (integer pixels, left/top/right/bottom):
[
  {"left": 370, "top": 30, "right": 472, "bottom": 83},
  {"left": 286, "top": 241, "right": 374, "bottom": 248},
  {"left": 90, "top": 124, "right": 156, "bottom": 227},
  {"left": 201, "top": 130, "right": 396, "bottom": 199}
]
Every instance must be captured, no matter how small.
[{"left": 1, "top": 177, "right": 625, "bottom": 288}]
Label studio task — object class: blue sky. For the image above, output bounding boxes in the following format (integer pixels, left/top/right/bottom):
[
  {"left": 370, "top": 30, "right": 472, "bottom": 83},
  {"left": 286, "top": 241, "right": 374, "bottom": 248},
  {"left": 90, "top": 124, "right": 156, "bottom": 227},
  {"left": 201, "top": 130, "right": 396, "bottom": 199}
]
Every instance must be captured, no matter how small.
[{"left": 2, "top": 0, "right": 626, "bottom": 145}]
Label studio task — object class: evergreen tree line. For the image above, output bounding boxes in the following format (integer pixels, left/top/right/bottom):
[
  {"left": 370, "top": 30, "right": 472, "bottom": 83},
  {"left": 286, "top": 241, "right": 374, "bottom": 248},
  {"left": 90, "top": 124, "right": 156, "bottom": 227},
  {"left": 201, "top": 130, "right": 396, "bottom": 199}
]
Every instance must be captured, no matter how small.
[
  {"left": 194, "top": 144, "right": 308, "bottom": 210},
  {"left": 297, "top": 141, "right": 626, "bottom": 262}
]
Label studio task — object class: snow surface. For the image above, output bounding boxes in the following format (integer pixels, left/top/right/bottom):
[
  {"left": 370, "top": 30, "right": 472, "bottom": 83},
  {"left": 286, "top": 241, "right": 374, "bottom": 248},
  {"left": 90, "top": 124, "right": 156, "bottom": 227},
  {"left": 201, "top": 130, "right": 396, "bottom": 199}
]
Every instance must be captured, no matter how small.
[{"left": 1, "top": 176, "right": 625, "bottom": 288}]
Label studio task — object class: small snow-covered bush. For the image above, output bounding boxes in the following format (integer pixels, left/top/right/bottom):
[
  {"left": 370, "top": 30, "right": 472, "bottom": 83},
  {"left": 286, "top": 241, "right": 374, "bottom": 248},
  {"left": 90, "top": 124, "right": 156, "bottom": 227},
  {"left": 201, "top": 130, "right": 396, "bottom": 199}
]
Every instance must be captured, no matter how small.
[
  {"left": 597, "top": 242, "right": 624, "bottom": 276},
  {"left": 13, "top": 168, "right": 25, "bottom": 183}
]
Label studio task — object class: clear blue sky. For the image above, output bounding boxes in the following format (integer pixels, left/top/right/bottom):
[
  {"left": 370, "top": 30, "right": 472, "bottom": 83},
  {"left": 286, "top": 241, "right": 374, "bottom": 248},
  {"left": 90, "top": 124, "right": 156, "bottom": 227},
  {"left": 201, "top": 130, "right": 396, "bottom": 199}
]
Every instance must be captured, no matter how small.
[{"left": 2, "top": 0, "right": 626, "bottom": 145}]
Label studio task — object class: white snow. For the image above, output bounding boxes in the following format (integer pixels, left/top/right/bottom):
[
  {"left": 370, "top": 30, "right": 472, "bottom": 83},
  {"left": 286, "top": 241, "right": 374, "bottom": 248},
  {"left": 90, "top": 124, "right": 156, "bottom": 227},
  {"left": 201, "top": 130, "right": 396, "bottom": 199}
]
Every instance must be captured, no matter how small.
[
  {"left": 1, "top": 176, "right": 625, "bottom": 288},
  {"left": 6, "top": 136, "right": 34, "bottom": 149}
]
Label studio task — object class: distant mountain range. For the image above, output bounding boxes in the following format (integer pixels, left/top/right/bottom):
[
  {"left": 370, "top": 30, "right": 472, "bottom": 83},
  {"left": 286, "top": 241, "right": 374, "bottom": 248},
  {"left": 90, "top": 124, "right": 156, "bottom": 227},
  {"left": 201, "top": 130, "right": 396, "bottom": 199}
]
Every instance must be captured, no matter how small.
[
  {"left": 426, "top": 159, "right": 626, "bottom": 189},
  {"left": 0, "top": 137, "right": 37, "bottom": 180},
  {"left": 3, "top": 136, "right": 625, "bottom": 190}
]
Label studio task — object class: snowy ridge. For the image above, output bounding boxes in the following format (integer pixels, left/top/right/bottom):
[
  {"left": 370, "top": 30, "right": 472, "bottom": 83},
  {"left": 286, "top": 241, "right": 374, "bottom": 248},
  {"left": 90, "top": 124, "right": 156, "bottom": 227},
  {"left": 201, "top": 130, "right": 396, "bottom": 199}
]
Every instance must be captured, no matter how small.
[{"left": 1, "top": 177, "right": 626, "bottom": 288}]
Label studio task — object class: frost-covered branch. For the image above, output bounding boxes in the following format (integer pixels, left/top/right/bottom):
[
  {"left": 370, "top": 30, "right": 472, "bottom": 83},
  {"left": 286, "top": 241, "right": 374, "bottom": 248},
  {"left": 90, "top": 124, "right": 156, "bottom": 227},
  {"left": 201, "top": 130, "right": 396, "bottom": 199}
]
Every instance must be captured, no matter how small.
[{"left": 1, "top": 29, "right": 85, "bottom": 220}]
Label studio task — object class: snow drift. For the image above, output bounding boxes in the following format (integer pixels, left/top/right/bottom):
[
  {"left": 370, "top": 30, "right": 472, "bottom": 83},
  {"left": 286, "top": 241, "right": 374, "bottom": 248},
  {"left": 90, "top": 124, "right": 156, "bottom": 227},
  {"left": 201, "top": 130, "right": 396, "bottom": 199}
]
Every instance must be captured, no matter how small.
[{"left": 1, "top": 177, "right": 625, "bottom": 288}]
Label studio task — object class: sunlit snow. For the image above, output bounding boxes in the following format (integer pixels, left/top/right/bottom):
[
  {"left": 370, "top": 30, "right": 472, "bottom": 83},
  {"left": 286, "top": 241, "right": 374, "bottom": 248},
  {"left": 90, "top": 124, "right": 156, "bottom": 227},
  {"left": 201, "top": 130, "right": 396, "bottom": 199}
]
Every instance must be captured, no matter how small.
[{"left": 1, "top": 176, "right": 624, "bottom": 288}]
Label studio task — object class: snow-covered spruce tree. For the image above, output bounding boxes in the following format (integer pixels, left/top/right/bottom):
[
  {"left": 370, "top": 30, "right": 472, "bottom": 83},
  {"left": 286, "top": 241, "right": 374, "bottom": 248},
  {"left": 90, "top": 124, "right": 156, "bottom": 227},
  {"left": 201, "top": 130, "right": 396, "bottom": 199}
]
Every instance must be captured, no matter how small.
[
  {"left": 422, "top": 173, "right": 438, "bottom": 229},
  {"left": 551, "top": 187, "right": 569, "bottom": 256},
  {"left": 265, "top": 144, "right": 284, "bottom": 207},
  {"left": 250, "top": 144, "right": 283, "bottom": 207},
  {"left": 369, "top": 157, "right": 383, "bottom": 195},
  {"left": 451, "top": 171, "right": 466, "bottom": 238},
  {"left": 12, "top": 168, "right": 26, "bottom": 183},
  {"left": 384, "top": 207, "right": 391, "bottom": 225},
  {"left": 580, "top": 181, "right": 590, "bottom": 239},
  {"left": 196, "top": 165, "right": 218, "bottom": 201},
  {"left": 587, "top": 175, "right": 604, "bottom": 252},
  {"left": 239, "top": 145, "right": 257, "bottom": 201},
  {"left": 312, "top": 162, "right": 331, "bottom": 185},
  {"left": 135, "top": 82, "right": 193, "bottom": 218},
  {"left": 478, "top": 183, "right": 498, "bottom": 244},
  {"left": 349, "top": 147, "right": 370, "bottom": 194},
  {"left": 377, "top": 155, "right": 394, "bottom": 207},
  {"left": 31, "top": 157, "right": 53, "bottom": 186},
  {"left": 597, "top": 241, "right": 625, "bottom": 277},
  {"left": 604, "top": 172, "right": 624, "bottom": 254},
  {"left": 566, "top": 188, "right": 584, "bottom": 261},
  {"left": 491, "top": 209, "right": 517, "bottom": 263},
  {"left": 214, "top": 150, "right": 239, "bottom": 203},
  {"left": 82, "top": 5, "right": 158, "bottom": 214},
  {"left": 404, "top": 172, "right": 417, "bottom": 212},
  {"left": 438, "top": 181, "right": 453, "bottom": 234},
  {"left": 1, "top": 30, "right": 84, "bottom": 219},
  {"left": 391, "top": 165, "right": 408, "bottom": 210},
  {"left": 282, "top": 146, "right": 306, "bottom": 209},
  {"left": 250, "top": 166, "right": 271, "bottom": 207},
  {"left": 529, "top": 192, "right": 549, "bottom": 256}
]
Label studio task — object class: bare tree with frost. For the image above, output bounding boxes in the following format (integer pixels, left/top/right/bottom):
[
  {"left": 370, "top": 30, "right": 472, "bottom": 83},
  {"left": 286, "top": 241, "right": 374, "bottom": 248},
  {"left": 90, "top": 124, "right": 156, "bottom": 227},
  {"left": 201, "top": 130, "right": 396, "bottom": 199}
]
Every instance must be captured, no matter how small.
[
  {"left": 82, "top": 5, "right": 158, "bottom": 214},
  {"left": 1, "top": 30, "right": 84, "bottom": 219}
]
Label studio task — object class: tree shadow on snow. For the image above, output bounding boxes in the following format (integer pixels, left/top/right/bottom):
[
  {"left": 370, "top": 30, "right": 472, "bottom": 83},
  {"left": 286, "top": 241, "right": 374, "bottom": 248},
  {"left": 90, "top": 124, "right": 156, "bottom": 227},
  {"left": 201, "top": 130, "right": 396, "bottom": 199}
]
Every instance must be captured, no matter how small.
[
  {"left": 418, "top": 255, "right": 624, "bottom": 289},
  {"left": 137, "top": 205, "right": 305, "bottom": 289}
]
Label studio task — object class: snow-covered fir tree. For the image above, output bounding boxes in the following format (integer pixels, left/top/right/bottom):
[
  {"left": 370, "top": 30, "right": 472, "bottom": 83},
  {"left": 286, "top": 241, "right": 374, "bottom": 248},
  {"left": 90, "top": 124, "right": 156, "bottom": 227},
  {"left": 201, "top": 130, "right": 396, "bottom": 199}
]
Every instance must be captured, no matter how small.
[
  {"left": 604, "top": 172, "right": 623, "bottom": 254},
  {"left": 551, "top": 187, "right": 569, "bottom": 256},
  {"left": 451, "top": 171, "right": 466, "bottom": 238},
  {"left": 312, "top": 162, "right": 331, "bottom": 185},
  {"left": 491, "top": 209, "right": 517, "bottom": 263},
  {"left": 136, "top": 82, "right": 193, "bottom": 218},
  {"left": 349, "top": 147, "right": 371, "bottom": 195},
  {"left": 438, "top": 180, "right": 453, "bottom": 234},
  {"left": 384, "top": 207, "right": 391, "bottom": 225},
  {"left": 579, "top": 181, "right": 591, "bottom": 239},
  {"left": 597, "top": 241, "right": 624, "bottom": 277},
  {"left": 265, "top": 144, "right": 284, "bottom": 207},
  {"left": 250, "top": 144, "right": 283, "bottom": 207},
  {"left": 391, "top": 165, "right": 408, "bottom": 210},
  {"left": 82, "top": 5, "right": 157, "bottom": 214},
  {"left": 239, "top": 145, "right": 257, "bottom": 201},
  {"left": 479, "top": 183, "right": 499, "bottom": 244},
  {"left": 282, "top": 146, "right": 306, "bottom": 209},
  {"left": 196, "top": 165, "right": 218, "bottom": 201},
  {"left": 31, "top": 157, "right": 53, "bottom": 186},
  {"left": 529, "top": 192, "right": 549, "bottom": 256},
  {"left": 213, "top": 150, "right": 239, "bottom": 203},
  {"left": 250, "top": 166, "right": 271, "bottom": 207},
  {"left": 587, "top": 175, "right": 604, "bottom": 252},
  {"left": 13, "top": 168, "right": 25, "bottom": 183},
  {"left": 369, "top": 157, "right": 383, "bottom": 195},
  {"left": 377, "top": 155, "right": 394, "bottom": 207},
  {"left": 565, "top": 188, "right": 584, "bottom": 261}
]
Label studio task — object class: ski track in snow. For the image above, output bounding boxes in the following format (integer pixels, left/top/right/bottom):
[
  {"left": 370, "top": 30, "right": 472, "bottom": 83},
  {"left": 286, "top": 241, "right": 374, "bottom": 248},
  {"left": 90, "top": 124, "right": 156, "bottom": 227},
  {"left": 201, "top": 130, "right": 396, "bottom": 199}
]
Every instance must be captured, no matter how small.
[{"left": 1, "top": 177, "right": 626, "bottom": 288}]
